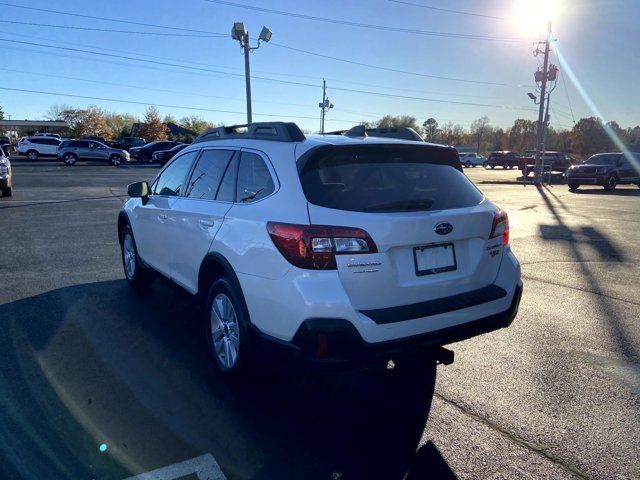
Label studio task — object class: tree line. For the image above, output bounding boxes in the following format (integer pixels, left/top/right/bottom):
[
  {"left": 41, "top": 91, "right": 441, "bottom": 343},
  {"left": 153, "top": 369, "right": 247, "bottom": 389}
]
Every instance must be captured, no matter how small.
[
  {"left": 44, "top": 104, "right": 216, "bottom": 143},
  {"left": 2, "top": 102, "right": 638, "bottom": 157},
  {"left": 364, "top": 114, "right": 640, "bottom": 158}
]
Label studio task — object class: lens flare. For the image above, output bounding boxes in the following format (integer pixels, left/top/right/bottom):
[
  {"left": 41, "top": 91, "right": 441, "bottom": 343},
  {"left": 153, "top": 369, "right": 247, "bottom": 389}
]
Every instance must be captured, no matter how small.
[{"left": 554, "top": 45, "right": 640, "bottom": 172}]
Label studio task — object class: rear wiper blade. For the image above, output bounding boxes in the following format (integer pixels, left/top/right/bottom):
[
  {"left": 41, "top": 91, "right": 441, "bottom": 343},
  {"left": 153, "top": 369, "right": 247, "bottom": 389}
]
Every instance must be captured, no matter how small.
[
  {"left": 240, "top": 188, "right": 264, "bottom": 202},
  {"left": 363, "top": 199, "right": 434, "bottom": 212}
]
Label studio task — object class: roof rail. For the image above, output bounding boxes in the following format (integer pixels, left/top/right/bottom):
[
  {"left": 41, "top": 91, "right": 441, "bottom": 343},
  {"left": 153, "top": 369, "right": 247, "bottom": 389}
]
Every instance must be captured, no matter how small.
[
  {"left": 194, "top": 122, "right": 305, "bottom": 143},
  {"left": 344, "top": 125, "right": 424, "bottom": 142}
]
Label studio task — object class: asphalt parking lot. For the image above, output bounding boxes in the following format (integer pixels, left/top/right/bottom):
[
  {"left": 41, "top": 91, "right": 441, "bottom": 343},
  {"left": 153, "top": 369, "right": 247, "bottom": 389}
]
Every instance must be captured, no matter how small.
[{"left": 0, "top": 161, "right": 638, "bottom": 480}]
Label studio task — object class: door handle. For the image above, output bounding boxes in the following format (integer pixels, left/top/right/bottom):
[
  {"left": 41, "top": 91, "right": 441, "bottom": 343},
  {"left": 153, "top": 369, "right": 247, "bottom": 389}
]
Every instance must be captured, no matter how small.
[
  {"left": 158, "top": 214, "right": 168, "bottom": 221},
  {"left": 199, "top": 219, "right": 214, "bottom": 228}
]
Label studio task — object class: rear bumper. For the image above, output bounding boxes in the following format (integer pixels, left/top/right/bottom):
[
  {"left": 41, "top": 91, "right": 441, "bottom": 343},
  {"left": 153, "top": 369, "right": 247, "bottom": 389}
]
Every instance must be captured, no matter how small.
[
  {"left": 250, "top": 281, "right": 523, "bottom": 367},
  {"left": 0, "top": 176, "right": 10, "bottom": 188}
]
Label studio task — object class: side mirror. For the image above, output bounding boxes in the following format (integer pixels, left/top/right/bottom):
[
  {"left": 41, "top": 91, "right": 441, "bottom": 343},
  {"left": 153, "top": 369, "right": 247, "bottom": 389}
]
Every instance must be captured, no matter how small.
[{"left": 128, "top": 181, "right": 149, "bottom": 198}]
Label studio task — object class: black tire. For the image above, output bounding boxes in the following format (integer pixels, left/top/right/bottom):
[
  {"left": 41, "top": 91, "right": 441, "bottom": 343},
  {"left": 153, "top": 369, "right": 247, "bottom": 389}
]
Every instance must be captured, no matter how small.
[
  {"left": 490, "top": 164, "right": 496, "bottom": 169},
  {"left": 509, "top": 164, "right": 515, "bottom": 169},
  {"left": 26, "top": 150, "right": 38, "bottom": 161},
  {"left": 109, "top": 154, "right": 123, "bottom": 167},
  {"left": 205, "top": 277, "right": 252, "bottom": 378},
  {"left": 483, "top": 162, "right": 488, "bottom": 168},
  {"left": 1, "top": 187, "right": 11, "bottom": 197},
  {"left": 568, "top": 183, "right": 580, "bottom": 191},
  {"left": 502, "top": 163, "right": 508, "bottom": 169},
  {"left": 465, "top": 161, "right": 471, "bottom": 168},
  {"left": 604, "top": 175, "right": 618, "bottom": 191},
  {"left": 62, "top": 153, "right": 77, "bottom": 166},
  {"left": 120, "top": 225, "right": 153, "bottom": 289}
]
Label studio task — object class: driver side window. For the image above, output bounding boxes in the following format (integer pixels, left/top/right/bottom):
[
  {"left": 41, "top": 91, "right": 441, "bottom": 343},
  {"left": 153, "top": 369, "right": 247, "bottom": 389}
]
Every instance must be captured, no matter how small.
[{"left": 151, "top": 150, "right": 199, "bottom": 197}]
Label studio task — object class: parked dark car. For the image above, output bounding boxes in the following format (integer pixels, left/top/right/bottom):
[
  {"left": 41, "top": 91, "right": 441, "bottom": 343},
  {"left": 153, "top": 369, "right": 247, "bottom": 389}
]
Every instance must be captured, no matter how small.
[
  {"left": 486, "top": 151, "right": 520, "bottom": 169},
  {"left": 151, "top": 143, "right": 188, "bottom": 165},
  {"left": 567, "top": 152, "right": 640, "bottom": 191},
  {"left": 518, "top": 150, "right": 576, "bottom": 174},
  {"left": 110, "top": 136, "right": 146, "bottom": 152},
  {"left": 129, "top": 141, "right": 181, "bottom": 162},
  {"left": 0, "top": 146, "right": 12, "bottom": 197},
  {"left": 82, "top": 136, "right": 107, "bottom": 144}
]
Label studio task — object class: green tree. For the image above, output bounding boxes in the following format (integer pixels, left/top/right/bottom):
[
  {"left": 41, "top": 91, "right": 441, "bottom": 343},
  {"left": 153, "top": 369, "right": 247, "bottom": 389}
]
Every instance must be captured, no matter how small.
[
  {"left": 570, "top": 117, "right": 609, "bottom": 156},
  {"left": 179, "top": 115, "right": 216, "bottom": 136},
  {"left": 422, "top": 118, "right": 438, "bottom": 141},
  {"left": 376, "top": 115, "right": 420, "bottom": 131},
  {"left": 137, "top": 106, "right": 167, "bottom": 142},
  {"left": 0, "top": 104, "right": 4, "bottom": 121},
  {"left": 104, "top": 112, "right": 138, "bottom": 140},
  {"left": 507, "top": 119, "right": 536, "bottom": 152}
]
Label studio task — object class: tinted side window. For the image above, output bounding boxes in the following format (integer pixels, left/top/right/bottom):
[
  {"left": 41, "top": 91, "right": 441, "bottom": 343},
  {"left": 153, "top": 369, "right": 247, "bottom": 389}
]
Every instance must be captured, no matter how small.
[
  {"left": 236, "top": 152, "right": 275, "bottom": 203},
  {"left": 216, "top": 154, "right": 239, "bottom": 202},
  {"left": 44, "top": 138, "right": 60, "bottom": 145},
  {"left": 185, "top": 149, "right": 234, "bottom": 200},
  {"left": 152, "top": 151, "right": 198, "bottom": 197}
]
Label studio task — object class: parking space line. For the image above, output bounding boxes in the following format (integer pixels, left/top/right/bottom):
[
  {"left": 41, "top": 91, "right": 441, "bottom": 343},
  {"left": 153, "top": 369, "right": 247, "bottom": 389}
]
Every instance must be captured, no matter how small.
[{"left": 122, "top": 453, "right": 227, "bottom": 480}]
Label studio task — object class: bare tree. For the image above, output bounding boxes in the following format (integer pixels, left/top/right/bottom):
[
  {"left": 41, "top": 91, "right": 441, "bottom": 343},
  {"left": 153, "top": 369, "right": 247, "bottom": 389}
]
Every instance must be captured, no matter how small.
[{"left": 470, "top": 116, "right": 490, "bottom": 154}]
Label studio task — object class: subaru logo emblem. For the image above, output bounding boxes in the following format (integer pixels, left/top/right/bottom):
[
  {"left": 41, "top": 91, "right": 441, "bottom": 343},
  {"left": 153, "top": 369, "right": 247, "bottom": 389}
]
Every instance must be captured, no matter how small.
[{"left": 434, "top": 222, "right": 453, "bottom": 235}]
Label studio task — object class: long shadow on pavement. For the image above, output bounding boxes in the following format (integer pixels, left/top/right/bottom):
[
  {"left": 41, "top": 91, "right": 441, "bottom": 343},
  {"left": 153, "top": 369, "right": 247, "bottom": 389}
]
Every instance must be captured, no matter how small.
[{"left": 0, "top": 280, "right": 456, "bottom": 480}]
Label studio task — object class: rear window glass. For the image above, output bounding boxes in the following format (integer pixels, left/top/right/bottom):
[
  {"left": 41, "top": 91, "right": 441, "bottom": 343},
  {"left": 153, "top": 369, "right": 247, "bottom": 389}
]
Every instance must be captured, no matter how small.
[{"left": 299, "top": 145, "right": 483, "bottom": 213}]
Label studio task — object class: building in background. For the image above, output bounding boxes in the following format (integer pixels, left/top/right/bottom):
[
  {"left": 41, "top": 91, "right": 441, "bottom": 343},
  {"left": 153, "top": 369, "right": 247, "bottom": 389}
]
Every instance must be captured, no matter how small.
[{"left": 0, "top": 120, "right": 69, "bottom": 140}]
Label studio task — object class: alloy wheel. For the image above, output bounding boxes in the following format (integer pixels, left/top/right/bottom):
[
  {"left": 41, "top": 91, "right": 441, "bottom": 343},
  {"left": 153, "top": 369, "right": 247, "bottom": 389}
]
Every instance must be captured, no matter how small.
[
  {"left": 122, "top": 233, "right": 136, "bottom": 279},
  {"left": 210, "top": 293, "right": 240, "bottom": 369}
]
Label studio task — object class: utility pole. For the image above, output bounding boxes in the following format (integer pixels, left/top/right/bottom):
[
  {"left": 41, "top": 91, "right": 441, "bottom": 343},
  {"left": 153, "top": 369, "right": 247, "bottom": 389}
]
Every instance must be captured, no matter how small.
[
  {"left": 541, "top": 92, "right": 551, "bottom": 153},
  {"left": 318, "top": 79, "right": 333, "bottom": 134},
  {"left": 533, "top": 21, "right": 552, "bottom": 185},
  {"left": 231, "top": 23, "right": 272, "bottom": 125}
]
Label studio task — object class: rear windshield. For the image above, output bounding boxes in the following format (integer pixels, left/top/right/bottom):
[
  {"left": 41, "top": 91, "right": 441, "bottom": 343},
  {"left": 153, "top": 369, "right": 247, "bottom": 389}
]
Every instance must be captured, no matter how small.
[{"left": 299, "top": 145, "right": 483, "bottom": 213}]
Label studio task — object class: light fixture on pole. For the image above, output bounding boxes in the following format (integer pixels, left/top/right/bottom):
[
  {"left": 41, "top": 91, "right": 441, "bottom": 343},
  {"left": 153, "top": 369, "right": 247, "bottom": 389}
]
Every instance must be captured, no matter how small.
[{"left": 231, "top": 22, "right": 272, "bottom": 125}]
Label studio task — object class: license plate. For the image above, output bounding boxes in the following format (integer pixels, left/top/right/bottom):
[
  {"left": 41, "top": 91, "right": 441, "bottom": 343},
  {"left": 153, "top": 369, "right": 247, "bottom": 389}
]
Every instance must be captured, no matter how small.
[{"left": 414, "top": 243, "right": 457, "bottom": 276}]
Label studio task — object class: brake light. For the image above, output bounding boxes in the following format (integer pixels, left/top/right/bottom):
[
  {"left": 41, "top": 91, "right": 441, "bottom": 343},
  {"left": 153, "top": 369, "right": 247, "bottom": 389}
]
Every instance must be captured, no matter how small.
[
  {"left": 267, "top": 222, "right": 378, "bottom": 270},
  {"left": 489, "top": 210, "right": 509, "bottom": 246}
]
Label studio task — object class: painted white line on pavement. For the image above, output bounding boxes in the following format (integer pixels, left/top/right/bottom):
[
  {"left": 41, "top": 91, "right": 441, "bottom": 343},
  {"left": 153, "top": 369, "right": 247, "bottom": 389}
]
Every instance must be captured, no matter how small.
[{"left": 122, "top": 453, "right": 227, "bottom": 480}]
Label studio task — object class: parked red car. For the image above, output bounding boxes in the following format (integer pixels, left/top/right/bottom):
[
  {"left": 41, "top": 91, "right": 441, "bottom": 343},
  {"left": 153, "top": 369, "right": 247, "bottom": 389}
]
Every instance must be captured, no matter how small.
[{"left": 518, "top": 151, "right": 577, "bottom": 174}]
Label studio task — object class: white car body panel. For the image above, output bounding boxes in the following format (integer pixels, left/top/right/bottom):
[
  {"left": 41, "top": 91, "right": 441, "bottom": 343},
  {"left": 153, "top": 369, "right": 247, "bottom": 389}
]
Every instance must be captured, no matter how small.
[{"left": 123, "top": 133, "right": 521, "bottom": 347}]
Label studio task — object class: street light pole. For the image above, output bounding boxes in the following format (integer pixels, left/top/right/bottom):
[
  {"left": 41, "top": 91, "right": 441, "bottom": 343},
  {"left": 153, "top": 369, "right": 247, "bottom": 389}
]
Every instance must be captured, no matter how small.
[
  {"left": 243, "top": 34, "right": 253, "bottom": 125},
  {"left": 232, "top": 23, "right": 272, "bottom": 125}
]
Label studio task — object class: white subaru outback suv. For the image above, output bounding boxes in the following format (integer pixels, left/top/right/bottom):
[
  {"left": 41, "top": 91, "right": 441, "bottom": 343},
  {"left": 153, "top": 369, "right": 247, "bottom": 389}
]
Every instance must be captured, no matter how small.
[{"left": 118, "top": 122, "right": 522, "bottom": 376}]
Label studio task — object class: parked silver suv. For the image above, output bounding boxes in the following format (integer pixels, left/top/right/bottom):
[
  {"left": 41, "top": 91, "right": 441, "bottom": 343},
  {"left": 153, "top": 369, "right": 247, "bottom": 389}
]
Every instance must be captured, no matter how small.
[{"left": 57, "top": 139, "right": 130, "bottom": 166}]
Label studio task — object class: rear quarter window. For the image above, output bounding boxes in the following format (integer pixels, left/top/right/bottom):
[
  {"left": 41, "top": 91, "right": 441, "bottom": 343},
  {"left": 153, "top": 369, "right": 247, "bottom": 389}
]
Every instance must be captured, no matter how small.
[{"left": 299, "top": 145, "right": 483, "bottom": 213}]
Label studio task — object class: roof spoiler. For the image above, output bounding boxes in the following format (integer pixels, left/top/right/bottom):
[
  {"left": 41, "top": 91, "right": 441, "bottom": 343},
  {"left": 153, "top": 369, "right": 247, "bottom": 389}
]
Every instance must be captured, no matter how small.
[{"left": 342, "top": 125, "right": 424, "bottom": 142}]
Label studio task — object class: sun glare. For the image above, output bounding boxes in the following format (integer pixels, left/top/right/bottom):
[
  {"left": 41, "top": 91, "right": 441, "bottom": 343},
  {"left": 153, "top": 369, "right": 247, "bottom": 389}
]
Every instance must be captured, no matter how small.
[{"left": 513, "top": 0, "right": 560, "bottom": 36}]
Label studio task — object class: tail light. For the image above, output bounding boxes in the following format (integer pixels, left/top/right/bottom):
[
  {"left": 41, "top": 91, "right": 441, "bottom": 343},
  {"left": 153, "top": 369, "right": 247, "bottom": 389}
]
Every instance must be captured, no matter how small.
[
  {"left": 489, "top": 210, "right": 509, "bottom": 246},
  {"left": 267, "top": 222, "right": 378, "bottom": 270}
]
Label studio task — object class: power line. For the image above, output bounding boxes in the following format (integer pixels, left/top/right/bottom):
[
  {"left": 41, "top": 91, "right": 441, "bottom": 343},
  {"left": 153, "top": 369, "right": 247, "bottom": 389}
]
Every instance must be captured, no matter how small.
[
  {"left": 0, "top": 19, "right": 226, "bottom": 37},
  {"left": 0, "top": 3, "right": 530, "bottom": 89},
  {"left": 203, "top": 0, "right": 525, "bottom": 42},
  {"left": 387, "top": 0, "right": 509, "bottom": 21},
  {"left": 270, "top": 42, "right": 517, "bottom": 87},
  {"left": 0, "top": 86, "right": 367, "bottom": 124},
  {"left": 559, "top": 71, "right": 576, "bottom": 124},
  {"left": 0, "top": 38, "right": 537, "bottom": 111},
  {"left": 0, "top": 1, "right": 226, "bottom": 35}
]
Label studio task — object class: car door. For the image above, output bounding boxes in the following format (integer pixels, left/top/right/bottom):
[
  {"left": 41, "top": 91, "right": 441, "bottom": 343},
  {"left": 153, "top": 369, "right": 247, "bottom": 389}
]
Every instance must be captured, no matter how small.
[
  {"left": 167, "top": 148, "right": 238, "bottom": 292},
  {"left": 131, "top": 150, "right": 199, "bottom": 277},
  {"left": 93, "top": 142, "right": 110, "bottom": 161}
]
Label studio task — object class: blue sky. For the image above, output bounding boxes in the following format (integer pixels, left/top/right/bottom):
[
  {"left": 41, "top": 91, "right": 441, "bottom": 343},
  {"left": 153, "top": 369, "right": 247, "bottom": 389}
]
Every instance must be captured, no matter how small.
[{"left": 0, "top": 0, "right": 637, "bottom": 132}]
